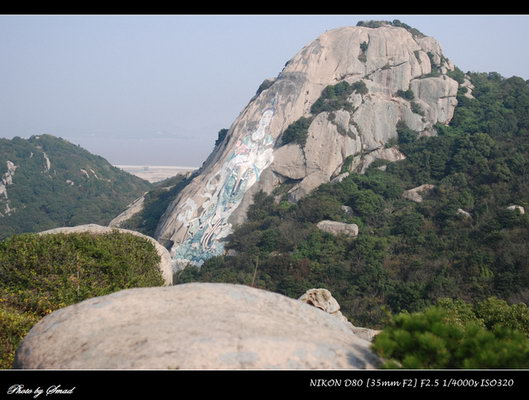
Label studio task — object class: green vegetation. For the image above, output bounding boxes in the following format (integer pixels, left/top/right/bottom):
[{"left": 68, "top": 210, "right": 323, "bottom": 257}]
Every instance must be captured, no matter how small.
[
  {"left": 356, "top": 20, "right": 426, "bottom": 38},
  {"left": 121, "top": 174, "right": 192, "bottom": 238},
  {"left": 176, "top": 71, "right": 529, "bottom": 344},
  {"left": 358, "top": 41, "right": 368, "bottom": 62},
  {"left": 360, "top": 41, "right": 368, "bottom": 52},
  {"left": 215, "top": 128, "right": 229, "bottom": 147},
  {"left": 447, "top": 66, "right": 466, "bottom": 84},
  {"left": 0, "top": 135, "right": 151, "bottom": 239},
  {"left": 396, "top": 89, "right": 415, "bottom": 100},
  {"left": 310, "top": 80, "right": 366, "bottom": 115},
  {"left": 280, "top": 117, "right": 313, "bottom": 147},
  {"left": 426, "top": 52, "right": 442, "bottom": 77},
  {"left": 372, "top": 297, "right": 529, "bottom": 368},
  {"left": 410, "top": 101, "right": 424, "bottom": 116},
  {"left": 396, "top": 121, "right": 419, "bottom": 144},
  {"left": 280, "top": 80, "right": 368, "bottom": 147},
  {"left": 0, "top": 231, "right": 164, "bottom": 368}
]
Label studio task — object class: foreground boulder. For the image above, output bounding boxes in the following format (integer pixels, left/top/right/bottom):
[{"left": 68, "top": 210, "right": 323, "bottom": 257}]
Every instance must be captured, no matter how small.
[
  {"left": 14, "top": 283, "right": 380, "bottom": 369},
  {"left": 39, "top": 224, "right": 173, "bottom": 285}
]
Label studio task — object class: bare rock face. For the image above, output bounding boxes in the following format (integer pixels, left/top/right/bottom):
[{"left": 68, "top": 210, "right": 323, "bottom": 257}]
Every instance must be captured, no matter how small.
[
  {"left": 402, "top": 184, "right": 435, "bottom": 203},
  {"left": 153, "top": 24, "right": 459, "bottom": 269},
  {"left": 507, "top": 205, "right": 525, "bottom": 215},
  {"left": 14, "top": 283, "right": 380, "bottom": 369},
  {"left": 39, "top": 224, "right": 173, "bottom": 285},
  {"left": 0, "top": 160, "right": 18, "bottom": 216},
  {"left": 316, "top": 220, "right": 359, "bottom": 237},
  {"left": 108, "top": 193, "right": 146, "bottom": 227}
]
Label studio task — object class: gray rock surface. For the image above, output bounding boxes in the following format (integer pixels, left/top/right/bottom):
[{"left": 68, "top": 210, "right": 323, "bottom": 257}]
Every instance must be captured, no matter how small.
[
  {"left": 14, "top": 283, "right": 380, "bottom": 369},
  {"left": 299, "top": 288, "right": 349, "bottom": 323},
  {"left": 316, "top": 220, "right": 359, "bottom": 237},
  {"left": 457, "top": 208, "right": 472, "bottom": 219},
  {"left": 507, "top": 205, "right": 525, "bottom": 215},
  {"left": 151, "top": 24, "right": 458, "bottom": 268},
  {"left": 39, "top": 224, "right": 173, "bottom": 285},
  {"left": 298, "top": 288, "right": 380, "bottom": 342},
  {"left": 402, "top": 184, "right": 435, "bottom": 203},
  {"left": 0, "top": 160, "right": 18, "bottom": 216},
  {"left": 108, "top": 193, "right": 146, "bottom": 227}
]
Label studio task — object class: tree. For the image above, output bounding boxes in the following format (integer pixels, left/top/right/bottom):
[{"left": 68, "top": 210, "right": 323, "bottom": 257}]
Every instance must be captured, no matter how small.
[{"left": 396, "top": 121, "right": 418, "bottom": 144}]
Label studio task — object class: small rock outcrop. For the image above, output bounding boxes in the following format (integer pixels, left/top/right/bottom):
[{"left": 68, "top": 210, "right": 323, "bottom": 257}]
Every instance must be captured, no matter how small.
[
  {"left": 38, "top": 224, "right": 173, "bottom": 285},
  {"left": 14, "top": 283, "right": 380, "bottom": 369},
  {"left": 457, "top": 208, "right": 472, "bottom": 219},
  {"left": 299, "top": 288, "right": 380, "bottom": 342},
  {"left": 402, "top": 184, "right": 435, "bottom": 203},
  {"left": 299, "top": 288, "right": 348, "bottom": 322},
  {"left": 316, "top": 220, "right": 359, "bottom": 237},
  {"left": 506, "top": 205, "right": 525, "bottom": 215}
]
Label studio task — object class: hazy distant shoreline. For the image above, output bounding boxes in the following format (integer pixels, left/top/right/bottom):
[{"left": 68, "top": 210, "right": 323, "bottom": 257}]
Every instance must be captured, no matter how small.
[{"left": 115, "top": 165, "right": 197, "bottom": 183}]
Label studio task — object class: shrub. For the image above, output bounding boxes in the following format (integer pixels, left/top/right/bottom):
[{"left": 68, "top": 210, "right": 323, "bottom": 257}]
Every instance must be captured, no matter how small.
[
  {"left": 372, "top": 305, "right": 529, "bottom": 368},
  {"left": 356, "top": 20, "right": 426, "bottom": 38},
  {"left": 396, "top": 89, "right": 415, "bottom": 100},
  {"left": 310, "top": 81, "right": 358, "bottom": 115},
  {"left": 411, "top": 101, "right": 424, "bottom": 116},
  {"left": 0, "top": 304, "right": 39, "bottom": 369},
  {"left": 215, "top": 128, "right": 229, "bottom": 147},
  {"left": 280, "top": 117, "right": 313, "bottom": 147},
  {"left": 351, "top": 80, "right": 368, "bottom": 95},
  {"left": 360, "top": 41, "right": 368, "bottom": 52},
  {"left": 0, "top": 231, "right": 165, "bottom": 368},
  {"left": 447, "top": 67, "right": 466, "bottom": 84}
]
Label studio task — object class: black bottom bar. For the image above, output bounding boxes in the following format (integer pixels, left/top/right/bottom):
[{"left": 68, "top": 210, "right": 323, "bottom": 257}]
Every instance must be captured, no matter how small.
[{"left": 1, "top": 369, "right": 528, "bottom": 397}]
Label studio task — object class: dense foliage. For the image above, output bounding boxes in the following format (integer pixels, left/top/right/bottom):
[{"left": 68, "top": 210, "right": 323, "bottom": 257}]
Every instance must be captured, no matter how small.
[
  {"left": 0, "top": 134, "right": 152, "bottom": 239},
  {"left": 0, "top": 231, "right": 164, "bottom": 368},
  {"left": 176, "top": 71, "right": 529, "bottom": 334},
  {"left": 372, "top": 297, "right": 529, "bottom": 368}
]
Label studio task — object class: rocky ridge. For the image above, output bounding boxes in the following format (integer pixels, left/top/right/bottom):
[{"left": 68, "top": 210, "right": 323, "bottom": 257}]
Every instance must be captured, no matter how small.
[{"left": 133, "top": 23, "right": 459, "bottom": 270}]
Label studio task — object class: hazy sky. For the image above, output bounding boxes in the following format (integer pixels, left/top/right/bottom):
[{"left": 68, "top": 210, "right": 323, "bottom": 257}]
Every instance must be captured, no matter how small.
[{"left": 1, "top": 14, "right": 529, "bottom": 167}]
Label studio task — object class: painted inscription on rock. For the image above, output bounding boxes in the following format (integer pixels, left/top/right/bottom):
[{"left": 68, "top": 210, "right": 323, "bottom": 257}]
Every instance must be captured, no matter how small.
[{"left": 171, "top": 107, "right": 275, "bottom": 268}]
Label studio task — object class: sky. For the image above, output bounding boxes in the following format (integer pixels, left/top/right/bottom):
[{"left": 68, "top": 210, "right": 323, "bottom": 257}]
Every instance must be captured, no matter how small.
[{"left": 1, "top": 14, "right": 529, "bottom": 167}]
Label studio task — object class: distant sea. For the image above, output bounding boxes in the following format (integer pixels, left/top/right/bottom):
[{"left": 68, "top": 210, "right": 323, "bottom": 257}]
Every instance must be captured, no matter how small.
[{"left": 115, "top": 165, "right": 197, "bottom": 183}]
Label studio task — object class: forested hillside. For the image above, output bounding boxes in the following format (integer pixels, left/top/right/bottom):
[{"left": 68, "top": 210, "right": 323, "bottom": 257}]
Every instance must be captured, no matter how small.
[
  {"left": 0, "top": 134, "right": 152, "bottom": 239},
  {"left": 176, "top": 71, "right": 529, "bottom": 328}
]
